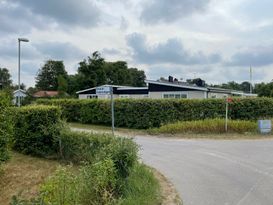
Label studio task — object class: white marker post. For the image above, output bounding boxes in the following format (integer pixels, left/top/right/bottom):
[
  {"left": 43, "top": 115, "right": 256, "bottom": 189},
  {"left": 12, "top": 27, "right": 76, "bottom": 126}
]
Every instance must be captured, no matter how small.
[
  {"left": 225, "top": 97, "right": 232, "bottom": 132},
  {"left": 110, "top": 86, "right": 115, "bottom": 135}
]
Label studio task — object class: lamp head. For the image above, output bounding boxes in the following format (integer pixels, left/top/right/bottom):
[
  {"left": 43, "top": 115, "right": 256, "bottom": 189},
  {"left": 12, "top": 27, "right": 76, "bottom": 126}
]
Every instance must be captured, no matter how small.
[{"left": 18, "top": 38, "right": 29, "bottom": 42}]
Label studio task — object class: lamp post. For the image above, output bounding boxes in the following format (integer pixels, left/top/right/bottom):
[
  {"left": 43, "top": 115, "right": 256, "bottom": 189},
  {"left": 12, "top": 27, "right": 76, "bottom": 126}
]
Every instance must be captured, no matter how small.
[{"left": 18, "top": 38, "right": 29, "bottom": 107}]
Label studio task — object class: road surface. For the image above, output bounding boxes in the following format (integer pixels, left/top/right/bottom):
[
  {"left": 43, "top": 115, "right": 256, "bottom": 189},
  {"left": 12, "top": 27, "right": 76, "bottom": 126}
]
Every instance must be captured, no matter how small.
[{"left": 135, "top": 136, "right": 273, "bottom": 205}]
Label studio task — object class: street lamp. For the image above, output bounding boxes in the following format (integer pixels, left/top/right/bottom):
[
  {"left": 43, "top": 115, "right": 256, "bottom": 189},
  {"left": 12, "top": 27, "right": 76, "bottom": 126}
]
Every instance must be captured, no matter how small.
[{"left": 18, "top": 38, "right": 29, "bottom": 107}]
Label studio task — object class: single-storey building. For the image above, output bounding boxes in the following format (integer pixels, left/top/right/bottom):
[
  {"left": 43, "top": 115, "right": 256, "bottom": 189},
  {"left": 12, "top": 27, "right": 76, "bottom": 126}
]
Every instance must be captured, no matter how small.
[
  {"left": 13, "top": 89, "right": 27, "bottom": 105},
  {"left": 33, "top": 91, "right": 60, "bottom": 98},
  {"left": 76, "top": 78, "right": 257, "bottom": 99}
]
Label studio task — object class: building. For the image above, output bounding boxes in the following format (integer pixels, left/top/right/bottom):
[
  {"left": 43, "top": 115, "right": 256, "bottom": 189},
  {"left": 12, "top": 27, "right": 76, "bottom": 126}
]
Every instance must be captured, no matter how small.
[
  {"left": 13, "top": 89, "right": 27, "bottom": 105},
  {"left": 33, "top": 91, "right": 60, "bottom": 98},
  {"left": 76, "top": 78, "right": 257, "bottom": 99}
]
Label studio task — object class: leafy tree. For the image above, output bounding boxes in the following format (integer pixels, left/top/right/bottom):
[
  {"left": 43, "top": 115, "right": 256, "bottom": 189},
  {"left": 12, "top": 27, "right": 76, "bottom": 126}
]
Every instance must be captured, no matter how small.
[
  {"left": 0, "top": 68, "right": 12, "bottom": 89},
  {"left": 78, "top": 52, "right": 106, "bottom": 89},
  {"left": 104, "top": 61, "right": 131, "bottom": 85},
  {"left": 57, "top": 75, "right": 68, "bottom": 96},
  {"left": 128, "top": 68, "right": 146, "bottom": 87},
  {"left": 254, "top": 82, "right": 273, "bottom": 97},
  {"left": 36, "top": 60, "right": 67, "bottom": 91}
]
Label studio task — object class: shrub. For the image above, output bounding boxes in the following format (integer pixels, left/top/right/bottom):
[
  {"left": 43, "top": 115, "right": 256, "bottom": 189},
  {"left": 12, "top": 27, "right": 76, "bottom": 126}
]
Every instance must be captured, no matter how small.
[
  {"left": 152, "top": 118, "right": 257, "bottom": 134},
  {"left": 36, "top": 98, "right": 273, "bottom": 129},
  {"left": 0, "top": 92, "right": 13, "bottom": 163},
  {"left": 59, "top": 130, "right": 139, "bottom": 179},
  {"left": 120, "top": 164, "right": 161, "bottom": 205},
  {"left": 12, "top": 105, "right": 62, "bottom": 157},
  {"left": 40, "top": 166, "right": 81, "bottom": 205},
  {"left": 80, "top": 159, "right": 118, "bottom": 205}
]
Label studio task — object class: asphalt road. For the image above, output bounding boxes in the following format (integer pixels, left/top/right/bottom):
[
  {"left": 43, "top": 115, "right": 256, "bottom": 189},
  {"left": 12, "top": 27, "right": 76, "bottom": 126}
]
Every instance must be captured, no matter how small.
[{"left": 134, "top": 137, "right": 273, "bottom": 205}]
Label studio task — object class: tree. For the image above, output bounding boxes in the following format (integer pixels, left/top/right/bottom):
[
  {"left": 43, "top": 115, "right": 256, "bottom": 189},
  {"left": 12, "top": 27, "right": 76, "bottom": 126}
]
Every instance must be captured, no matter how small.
[
  {"left": 57, "top": 75, "right": 68, "bottom": 96},
  {"left": 254, "top": 82, "right": 273, "bottom": 97},
  {"left": 78, "top": 51, "right": 106, "bottom": 89},
  {"left": 128, "top": 68, "right": 146, "bottom": 87},
  {"left": 0, "top": 68, "right": 12, "bottom": 89},
  {"left": 36, "top": 60, "right": 67, "bottom": 91},
  {"left": 104, "top": 61, "right": 131, "bottom": 85}
]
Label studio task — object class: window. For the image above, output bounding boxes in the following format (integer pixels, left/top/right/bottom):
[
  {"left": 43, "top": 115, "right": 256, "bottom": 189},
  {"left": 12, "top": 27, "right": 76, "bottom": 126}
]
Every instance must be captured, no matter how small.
[
  {"left": 87, "top": 95, "right": 98, "bottom": 99},
  {"left": 163, "top": 93, "right": 187, "bottom": 99}
]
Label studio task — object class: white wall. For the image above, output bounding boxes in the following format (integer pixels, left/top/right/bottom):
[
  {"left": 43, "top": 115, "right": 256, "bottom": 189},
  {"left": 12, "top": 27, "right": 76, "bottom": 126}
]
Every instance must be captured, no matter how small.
[{"left": 149, "top": 91, "right": 206, "bottom": 99}]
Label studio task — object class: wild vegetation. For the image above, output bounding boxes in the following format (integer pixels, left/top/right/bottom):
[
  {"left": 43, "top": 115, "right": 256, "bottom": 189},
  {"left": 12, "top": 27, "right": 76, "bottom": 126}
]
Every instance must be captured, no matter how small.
[
  {"left": 150, "top": 119, "right": 258, "bottom": 135},
  {"left": 0, "top": 92, "right": 13, "bottom": 164},
  {"left": 36, "top": 98, "right": 273, "bottom": 129},
  {"left": 0, "top": 101, "right": 161, "bottom": 204}
]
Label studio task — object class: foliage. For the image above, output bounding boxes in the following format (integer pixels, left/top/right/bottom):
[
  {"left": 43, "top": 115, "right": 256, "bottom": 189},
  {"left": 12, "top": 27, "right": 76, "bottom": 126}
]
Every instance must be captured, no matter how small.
[
  {"left": 57, "top": 75, "right": 68, "bottom": 97},
  {"left": 36, "top": 60, "right": 68, "bottom": 91},
  {"left": 36, "top": 98, "right": 273, "bottom": 129},
  {"left": 40, "top": 161, "right": 160, "bottom": 205},
  {"left": 12, "top": 105, "right": 62, "bottom": 157},
  {"left": 79, "top": 159, "right": 118, "bottom": 205},
  {"left": 40, "top": 166, "right": 81, "bottom": 205},
  {"left": 211, "top": 81, "right": 253, "bottom": 93},
  {"left": 59, "top": 130, "right": 139, "bottom": 179},
  {"left": 0, "top": 67, "right": 12, "bottom": 89},
  {"left": 119, "top": 164, "right": 161, "bottom": 205},
  {"left": 254, "top": 82, "right": 273, "bottom": 97},
  {"left": 0, "top": 92, "right": 13, "bottom": 163},
  {"left": 151, "top": 118, "right": 258, "bottom": 134}
]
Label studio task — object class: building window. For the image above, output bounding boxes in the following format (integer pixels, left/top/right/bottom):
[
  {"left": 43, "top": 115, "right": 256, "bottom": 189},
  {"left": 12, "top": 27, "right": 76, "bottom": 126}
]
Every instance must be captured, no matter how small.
[
  {"left": 163, "top": 93, "right": 187, "bottom": 99},
  {"left": 87, "top": 95, "right": 98, "bottom": 99}
]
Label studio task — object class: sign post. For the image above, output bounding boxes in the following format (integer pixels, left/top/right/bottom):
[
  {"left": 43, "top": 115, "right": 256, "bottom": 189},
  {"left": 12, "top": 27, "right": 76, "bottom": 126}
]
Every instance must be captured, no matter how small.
[{"left": 96, "top": 85, "right": 115, "bottom": 135}]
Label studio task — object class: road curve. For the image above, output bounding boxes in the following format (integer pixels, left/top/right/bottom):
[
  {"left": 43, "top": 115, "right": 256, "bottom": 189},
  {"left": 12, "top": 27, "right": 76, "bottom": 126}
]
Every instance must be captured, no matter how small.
[{"left": 134, "top": 136, "right": 273, "bottom": 205}]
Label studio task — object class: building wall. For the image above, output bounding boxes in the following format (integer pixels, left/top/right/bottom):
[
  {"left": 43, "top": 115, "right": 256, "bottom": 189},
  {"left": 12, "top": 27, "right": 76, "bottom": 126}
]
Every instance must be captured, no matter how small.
[
  {"left": 148, "top": 91, "right": 206, "bottom": 99},
  {"left": 119, "top": 94, "right": 149, "bottom": 99},
  {"left": 79, "top": 94, "right": 119, "bottom": 99},
  {"left": 208, "top": 92, "right": 230, "bottom": 99}
]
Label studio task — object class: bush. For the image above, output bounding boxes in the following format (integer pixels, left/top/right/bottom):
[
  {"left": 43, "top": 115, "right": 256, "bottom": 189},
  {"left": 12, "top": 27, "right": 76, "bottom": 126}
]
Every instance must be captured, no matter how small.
[
  {"left": 12, "top": 105, "right": 62, "bottom": 157},
  {"left": 36, "top": 98, "right": 273, "bottom": 129},
  {"left": 120, "top": 164, "right": 161, "bottom": 205},
  {"left": 59, "top": 130, "right": 139, "bottom": 179},
  {"left": 40, "top": 166, "right": 81, "bottom": 205},
  {"left": 152, "top": 118, "right": 257, "bottom": 134},
  {"left": 0, "top": 92, "right": 13, "bottom": 163}
]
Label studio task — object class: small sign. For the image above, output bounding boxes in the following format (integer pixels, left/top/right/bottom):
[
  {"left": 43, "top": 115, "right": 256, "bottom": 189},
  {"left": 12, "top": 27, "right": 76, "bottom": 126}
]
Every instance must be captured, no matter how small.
[
  {"left": 96, "top": 86, "right": 111, "bottom": 95},
  {"left": 258, "top": 120, "right": 272, "bottom": 134}
]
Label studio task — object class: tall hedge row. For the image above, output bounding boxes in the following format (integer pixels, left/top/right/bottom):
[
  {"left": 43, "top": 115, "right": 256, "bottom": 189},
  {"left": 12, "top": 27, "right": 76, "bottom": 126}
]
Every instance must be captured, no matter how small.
[
  {"left": 36, "top": 98, "right": 273, "bottom": 129},
  {"left": 0, "top": 92, "right": 13, "bottom": 163},
  {"left": 13, "top": 105, "right": 62, "bottom": 157}
]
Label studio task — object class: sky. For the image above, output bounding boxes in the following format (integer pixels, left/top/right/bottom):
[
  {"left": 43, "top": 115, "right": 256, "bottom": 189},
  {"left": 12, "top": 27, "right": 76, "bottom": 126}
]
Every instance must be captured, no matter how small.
[{"left": 1, "top": 0, "right": 273, "bottom": 87}]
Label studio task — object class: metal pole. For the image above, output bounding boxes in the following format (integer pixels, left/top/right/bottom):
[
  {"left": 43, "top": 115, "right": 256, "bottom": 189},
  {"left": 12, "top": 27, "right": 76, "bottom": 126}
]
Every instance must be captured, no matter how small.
[
  {"left": 225, "top": 99, "right": 228, "bottom": 132},
  {"left": 111, "top": 86, "right": 115, "bottom": 135},
  {"left": 18, "top": 39, "right": 21, "bottom": 107},
  {"left": 250, "top": 66, "right": 253, "bottom": 94}
]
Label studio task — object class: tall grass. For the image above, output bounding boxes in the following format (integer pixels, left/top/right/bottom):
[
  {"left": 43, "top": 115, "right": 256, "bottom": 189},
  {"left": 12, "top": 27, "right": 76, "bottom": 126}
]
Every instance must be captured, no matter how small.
[
  {"left": 120, "top": 164, "right": 161, "bottom": 205},
  {"left": 151, "top": 119, "right": 257, "bottom": 134}
]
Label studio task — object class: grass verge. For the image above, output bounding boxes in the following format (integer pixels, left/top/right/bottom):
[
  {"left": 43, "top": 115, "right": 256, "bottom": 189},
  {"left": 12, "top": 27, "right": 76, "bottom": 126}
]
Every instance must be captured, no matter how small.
[
  {"left": 69, "top": 122, "right": 146, "bottom": 136},
  {"left": 0, "top": 152, "right": 61, "bottom": 205},
  {"left": 150, "top": 119, "right": 258, "bottom": 135}
]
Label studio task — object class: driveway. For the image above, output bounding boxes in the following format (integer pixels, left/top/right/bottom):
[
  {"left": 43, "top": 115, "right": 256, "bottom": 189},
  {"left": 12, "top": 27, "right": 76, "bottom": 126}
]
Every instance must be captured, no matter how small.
[{"left": 134, "top": 136, "right": 273, "bottom": 205}]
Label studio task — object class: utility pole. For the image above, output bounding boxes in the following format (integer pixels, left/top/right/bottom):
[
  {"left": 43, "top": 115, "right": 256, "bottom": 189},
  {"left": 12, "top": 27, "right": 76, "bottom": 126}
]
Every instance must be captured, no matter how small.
[
  {"left": 110, "top": 86, "right": 115, "bottom": 135},
  {"left": 250, "top": 66, "right": 253, "bottom": 94},
  {"left": 18, "top": 38, "right": 29, "bottom": 107}
]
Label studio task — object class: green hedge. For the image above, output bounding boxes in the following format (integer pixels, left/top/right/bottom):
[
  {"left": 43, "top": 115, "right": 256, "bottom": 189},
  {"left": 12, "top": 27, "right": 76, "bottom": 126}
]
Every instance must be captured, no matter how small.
[
  {"left": 60, "top": 130, "right": 138, "bottom": 179},
  {"left": 0, "top": 92, "right": 13, "bottom": 163},
  {"left": 13, "top": 105, "right": 62, "bottom": 157},
  {"left": 36, "top": 98, "right": 273, "bottom": 129}
]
